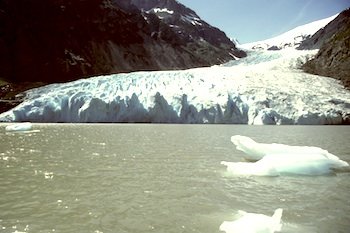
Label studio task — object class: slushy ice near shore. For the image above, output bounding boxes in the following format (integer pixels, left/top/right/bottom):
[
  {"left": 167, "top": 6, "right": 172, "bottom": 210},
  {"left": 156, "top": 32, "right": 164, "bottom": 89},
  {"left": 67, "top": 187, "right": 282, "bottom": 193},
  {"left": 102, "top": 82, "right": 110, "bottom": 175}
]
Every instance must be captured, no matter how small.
[{"left": 0, "top": 49, "right": 350, "bottom": 124}]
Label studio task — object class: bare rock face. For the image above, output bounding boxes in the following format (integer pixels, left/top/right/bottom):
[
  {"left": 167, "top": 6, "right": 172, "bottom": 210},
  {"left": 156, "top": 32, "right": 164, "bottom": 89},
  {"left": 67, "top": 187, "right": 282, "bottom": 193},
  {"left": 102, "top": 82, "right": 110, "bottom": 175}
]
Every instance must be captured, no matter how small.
[
  {"left": 301, "top": 9, "right": 350, "bottom": 88},
  {"left": 0, "top": 0, "right": 245, "bottom": 84}
]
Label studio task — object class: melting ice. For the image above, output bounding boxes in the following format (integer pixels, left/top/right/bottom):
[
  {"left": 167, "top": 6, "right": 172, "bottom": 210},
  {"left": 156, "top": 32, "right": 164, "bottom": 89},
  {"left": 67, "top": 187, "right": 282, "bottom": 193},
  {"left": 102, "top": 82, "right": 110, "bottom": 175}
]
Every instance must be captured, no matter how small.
[{"left": 220, "top": 208, "right": 283, "bottom": 233}]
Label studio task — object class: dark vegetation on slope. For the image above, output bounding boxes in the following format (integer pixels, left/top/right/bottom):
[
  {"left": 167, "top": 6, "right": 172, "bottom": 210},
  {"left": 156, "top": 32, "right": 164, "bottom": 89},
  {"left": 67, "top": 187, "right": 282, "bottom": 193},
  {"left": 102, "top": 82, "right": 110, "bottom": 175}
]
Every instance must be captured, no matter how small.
[
  {"left": 300, "top": 9, "right": 350, "bottom": 88},
  {"left": 0, "top": 0, "right": 245, "bottom": 113}
]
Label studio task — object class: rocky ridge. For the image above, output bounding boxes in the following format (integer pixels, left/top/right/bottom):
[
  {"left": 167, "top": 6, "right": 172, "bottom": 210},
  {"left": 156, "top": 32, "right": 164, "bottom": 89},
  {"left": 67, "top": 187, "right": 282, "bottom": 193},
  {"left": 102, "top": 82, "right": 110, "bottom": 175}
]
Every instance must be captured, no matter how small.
[{"left": 301, "top": 9, "right": 350, "bottom": 88}]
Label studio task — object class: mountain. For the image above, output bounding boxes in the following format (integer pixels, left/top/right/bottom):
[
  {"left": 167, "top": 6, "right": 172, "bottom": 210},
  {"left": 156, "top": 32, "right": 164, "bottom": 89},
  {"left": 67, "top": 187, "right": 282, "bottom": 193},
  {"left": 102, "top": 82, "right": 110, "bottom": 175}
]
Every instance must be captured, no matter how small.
[
  {"left": 1, "top": 5, "right": 349, "bottom": 124},
  {"left": 238, "top": 10, "right": 350, "bottom": 88},
  {"left": 128, "top": 0, "right": 246, "bottom": 56},
  {"left": 0, "top": 0, "right": 245, "bottom": 84},
  {"left": 1, "top": 48, "right": 349, "bottom": 124},
  {"left": 298, "top": 9, "right": 350, "bottom": 50},
  {"left": 241, "top": 14, "right": 338, "bottom": 50},
  {"left": 301, "top": 9, "right": 350, "bottom": 88}
]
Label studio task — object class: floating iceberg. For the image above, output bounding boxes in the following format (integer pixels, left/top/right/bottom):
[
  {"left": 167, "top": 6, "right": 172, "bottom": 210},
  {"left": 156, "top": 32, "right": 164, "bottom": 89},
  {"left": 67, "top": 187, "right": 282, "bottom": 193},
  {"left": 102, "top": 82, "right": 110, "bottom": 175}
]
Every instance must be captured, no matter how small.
[
  {"left": 0, "top": 49, "right": 349, "bottom": 124},
  {"left": 220, "top": 208, "right": 283, "bottom": 233},
  {"left": 221, "top": 154, "right": 348, "bottom": 176},
  {"left": 5, "top": 122, "right": 33, "bottom": 132},
  {"left": 223, "top": 135, "right": 349, "bottom": 176},
  {"left": 230, "top": 135, "right": 340, "bottom": 162}
]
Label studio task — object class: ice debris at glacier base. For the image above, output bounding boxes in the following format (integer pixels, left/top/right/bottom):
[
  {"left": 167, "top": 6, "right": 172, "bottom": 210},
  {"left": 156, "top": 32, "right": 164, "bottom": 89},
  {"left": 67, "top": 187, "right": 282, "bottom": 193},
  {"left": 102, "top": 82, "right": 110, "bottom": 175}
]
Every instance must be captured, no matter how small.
[
  {"left": 5, "top": 122, "right": 33, "bottom": 131},
  {"left": 0, "top": 49, "right": 349, "bottom": 124}
]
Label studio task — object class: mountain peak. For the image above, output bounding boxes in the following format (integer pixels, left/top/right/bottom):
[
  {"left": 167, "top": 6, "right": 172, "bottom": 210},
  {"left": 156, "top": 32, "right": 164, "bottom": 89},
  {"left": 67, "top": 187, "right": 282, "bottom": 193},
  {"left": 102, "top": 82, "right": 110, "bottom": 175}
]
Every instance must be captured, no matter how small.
[{"left": 126, "top": 0, "right": 239, "bottom": 49}]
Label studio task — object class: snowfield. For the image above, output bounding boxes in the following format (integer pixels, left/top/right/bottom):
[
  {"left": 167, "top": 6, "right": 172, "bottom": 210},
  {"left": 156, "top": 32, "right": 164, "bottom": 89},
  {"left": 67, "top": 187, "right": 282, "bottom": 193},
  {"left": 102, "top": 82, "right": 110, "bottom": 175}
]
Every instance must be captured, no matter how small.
[
  {"left": 0, "top": 48, "right": 349, "bottom": 124},
  {"left": 240, "top": 13, "right": 338, "bottom": 50}
]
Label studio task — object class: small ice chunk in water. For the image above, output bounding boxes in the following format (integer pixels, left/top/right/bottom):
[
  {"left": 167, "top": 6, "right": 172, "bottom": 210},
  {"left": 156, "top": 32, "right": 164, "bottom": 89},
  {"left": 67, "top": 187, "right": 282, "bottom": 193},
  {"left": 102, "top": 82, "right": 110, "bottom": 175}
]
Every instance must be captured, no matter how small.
[
  {"left": 220, "top": 208, "right": 283, "bottom": 233},
  {"left": 5, "top": 122, "right": 33, "bottom": 132},
  {"left": 44, "top": 172, "right": 54, "bottom": 179}
]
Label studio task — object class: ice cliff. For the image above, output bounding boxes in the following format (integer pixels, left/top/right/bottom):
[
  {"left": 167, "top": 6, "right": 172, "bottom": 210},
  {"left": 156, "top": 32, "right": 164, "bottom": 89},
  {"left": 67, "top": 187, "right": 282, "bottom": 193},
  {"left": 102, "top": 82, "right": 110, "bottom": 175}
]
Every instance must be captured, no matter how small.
[{"left": 0, "top": 49, "right": 349, "bottom": 124}]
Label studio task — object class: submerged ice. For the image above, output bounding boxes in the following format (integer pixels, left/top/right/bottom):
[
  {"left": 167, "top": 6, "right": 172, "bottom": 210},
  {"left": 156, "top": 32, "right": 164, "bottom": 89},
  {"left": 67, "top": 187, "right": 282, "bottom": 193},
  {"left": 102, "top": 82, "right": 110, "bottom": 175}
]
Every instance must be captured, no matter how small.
[{"left": 0, "top": 49, "right": 349, "bottom": 124}]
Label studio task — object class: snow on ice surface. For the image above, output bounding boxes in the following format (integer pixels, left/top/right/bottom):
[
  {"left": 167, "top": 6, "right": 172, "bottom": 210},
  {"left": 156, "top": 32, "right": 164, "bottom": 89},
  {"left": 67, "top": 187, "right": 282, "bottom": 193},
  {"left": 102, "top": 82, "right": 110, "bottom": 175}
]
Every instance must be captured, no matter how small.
[
  {"left": 181, "top": 14, "right": 203, "bottom": 26},
  {"left": 0, "top": 49, "right": 350, "bottom": 124},
  {"left": 241, "top": 14, "right": 339, "bottom": 50}
]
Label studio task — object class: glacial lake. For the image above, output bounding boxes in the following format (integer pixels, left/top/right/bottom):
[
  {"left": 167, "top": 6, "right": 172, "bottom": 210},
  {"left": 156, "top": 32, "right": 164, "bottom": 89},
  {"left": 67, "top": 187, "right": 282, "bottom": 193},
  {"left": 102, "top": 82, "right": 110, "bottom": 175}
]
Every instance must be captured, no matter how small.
[{"left": 0, "top": 124, "right": 349, "bottom": 233}]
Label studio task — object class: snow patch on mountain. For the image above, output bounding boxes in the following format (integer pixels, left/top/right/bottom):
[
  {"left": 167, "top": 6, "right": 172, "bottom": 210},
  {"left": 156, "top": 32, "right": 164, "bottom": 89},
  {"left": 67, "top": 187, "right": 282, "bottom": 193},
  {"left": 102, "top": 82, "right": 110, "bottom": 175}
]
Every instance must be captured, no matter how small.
[
  {"left": 153, "top": 8, "right": 174, "bottom": 14},
  {"left": 241, "top": 14, "right": 339, "bottom": 50},
  {"left": 181, "top": 14, "right": 203, "bottom": 26},
  {"left": 147, "top": 7, "right": 174, "bottom": 19},
  {"left": 0, "top": 49, "right": 349, "bottom": 124}
]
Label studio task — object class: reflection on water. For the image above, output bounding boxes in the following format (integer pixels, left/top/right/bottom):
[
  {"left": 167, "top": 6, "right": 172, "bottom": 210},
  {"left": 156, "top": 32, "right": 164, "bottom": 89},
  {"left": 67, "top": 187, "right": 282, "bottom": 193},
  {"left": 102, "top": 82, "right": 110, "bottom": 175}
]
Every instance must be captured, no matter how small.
[{"left": 0, "top": 124, "right": 349, "bottom": 233}]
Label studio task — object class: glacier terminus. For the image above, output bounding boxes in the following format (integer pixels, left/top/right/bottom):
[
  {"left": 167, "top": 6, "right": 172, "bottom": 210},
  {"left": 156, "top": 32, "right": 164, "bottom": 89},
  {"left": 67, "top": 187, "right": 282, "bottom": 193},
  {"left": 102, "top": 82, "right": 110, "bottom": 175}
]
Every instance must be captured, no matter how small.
[{"left": 0, "top": 48, "right": 349, "bottom": 124}]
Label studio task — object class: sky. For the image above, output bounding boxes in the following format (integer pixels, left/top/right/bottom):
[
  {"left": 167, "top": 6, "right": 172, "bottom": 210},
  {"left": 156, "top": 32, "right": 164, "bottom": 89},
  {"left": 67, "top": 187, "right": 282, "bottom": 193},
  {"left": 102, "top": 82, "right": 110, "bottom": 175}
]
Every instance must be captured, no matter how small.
[{"left": 176, "top": 0, "right": 350, "bottom": 44}]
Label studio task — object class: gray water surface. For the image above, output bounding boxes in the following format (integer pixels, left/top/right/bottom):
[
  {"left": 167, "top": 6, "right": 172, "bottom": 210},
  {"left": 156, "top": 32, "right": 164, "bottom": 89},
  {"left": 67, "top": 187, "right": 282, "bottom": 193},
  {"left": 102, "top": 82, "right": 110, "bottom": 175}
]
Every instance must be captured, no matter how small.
[{"left": 0, "top": 124, "right": 349, "bottom": 233}]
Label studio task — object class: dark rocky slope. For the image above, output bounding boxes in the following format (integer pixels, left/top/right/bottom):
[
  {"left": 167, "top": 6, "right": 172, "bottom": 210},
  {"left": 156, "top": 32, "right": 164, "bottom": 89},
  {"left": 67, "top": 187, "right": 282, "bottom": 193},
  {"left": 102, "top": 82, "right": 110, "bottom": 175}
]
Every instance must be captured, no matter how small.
[
  {"left": 300, "top": 9, "right": 350, "bottom": 88},
  {"left": 128, "top": 0, "right": 247, "bottom": 57},
  {"left": 0, "top": 0, "right": 245, "bottom": 84}
]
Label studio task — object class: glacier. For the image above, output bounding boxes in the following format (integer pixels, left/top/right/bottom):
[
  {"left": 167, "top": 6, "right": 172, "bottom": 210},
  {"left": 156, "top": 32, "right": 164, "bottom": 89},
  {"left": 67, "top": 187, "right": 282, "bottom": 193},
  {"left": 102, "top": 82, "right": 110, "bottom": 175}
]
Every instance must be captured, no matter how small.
[{"left": 0, "top": 48, "right": 350, "bottom": 124}]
